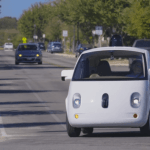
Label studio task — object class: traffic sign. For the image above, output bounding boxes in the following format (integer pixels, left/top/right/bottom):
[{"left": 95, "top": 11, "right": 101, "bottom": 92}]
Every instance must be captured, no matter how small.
[
  {"left": 95, "top": 26, "right": 103, "bottom": 35},
  {"left": 92, "top": 30, "right": 96, "bottom": 35},
  {"left": 33, "top": 35, "right": 38, "bottom": 39},
  {"left": 43, "top": 34, "right": 45, "bottom": 38},
  {"left": 22, "top": 37, "right": 27, "bottom": 43},
  {"left": 63, "top": 30, "right": 68, "bottom": 37}
]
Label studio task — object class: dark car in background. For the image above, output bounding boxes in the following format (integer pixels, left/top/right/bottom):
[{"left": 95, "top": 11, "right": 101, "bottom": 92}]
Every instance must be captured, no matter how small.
[
  {"left": 15, "top": 43, "right": 42, "bottom": 65},
  {"left": 109, "top": 34, "right": 123, "bottom": 46},
  {"left": 38, "top": 42, "right": 45, "bottom": 51},
  {"left": 46, "top": 42, "right": 51, "bottom": 52},
  {"left": 132, "top": 39, "right": 150, "bottom": 51},
  {"left": 75, "top": 44, "right": 93, "bottom": 57},
  {"left": 47, "top": 42, "right": 63, "bottom": 53}
]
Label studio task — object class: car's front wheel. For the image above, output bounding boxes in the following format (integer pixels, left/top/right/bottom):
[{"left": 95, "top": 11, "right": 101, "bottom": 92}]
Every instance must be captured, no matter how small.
[
  {"left": 82, "top": 128, "right": 93, "bottom": 135},
  {"left": 140, "top": 113, "right": 150, "bottom": 135},
  {"left": 15, "top": 61, "right": 19, "bottom": 65},
  {"left": 38, "top": 61, "right": 42, "bottom": 65},
  {"left": 66, "top": 115, "right": 81, "bottom": 137}
]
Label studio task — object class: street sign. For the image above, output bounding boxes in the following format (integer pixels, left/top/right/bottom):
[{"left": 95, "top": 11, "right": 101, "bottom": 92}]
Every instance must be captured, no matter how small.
[
  {"left": 95, "top": 26, "right": 103, "bottom": 35},
  {"left": 43, "top": 34, "right": 45, "bottom": 38},
  {"left": 33, "top": 35, "right": 38, "bottom": 39},
  {"left": 92, "top": 30, "right": 96, "bottom": 35},
  {"left": 63, "top": 30, "right": 68, "bottom": 37},
  {"left": 22, "top": 37, "right": 27, "bottom": 43}
]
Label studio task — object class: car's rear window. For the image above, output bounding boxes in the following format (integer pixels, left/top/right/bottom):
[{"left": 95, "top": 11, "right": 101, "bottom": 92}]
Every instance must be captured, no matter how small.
[
  {"left": 39, "top": 43, "right": 45, "bottom": 47},
  {"left": 135, "top": 40, "right": 150, "bottom": 47},
  {"left": 18, "top": 45, "right": 37, "bottom": 51},
  {"left": 53, "top": 44, "right": 61, "bottom": 47},
  {"left": 73, "top": 50, "right": 147, "bottom": 81}
]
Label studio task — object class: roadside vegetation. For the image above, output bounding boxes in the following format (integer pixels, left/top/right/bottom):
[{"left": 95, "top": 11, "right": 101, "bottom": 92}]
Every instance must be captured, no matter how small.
[{"left": 1, "top": 0, "right": 150, "bottom": 50}]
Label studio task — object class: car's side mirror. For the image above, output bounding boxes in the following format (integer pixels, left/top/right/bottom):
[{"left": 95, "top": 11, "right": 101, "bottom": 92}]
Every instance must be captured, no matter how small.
[{"left": 61, "top": 70, "right": 74, "bottom": 81}]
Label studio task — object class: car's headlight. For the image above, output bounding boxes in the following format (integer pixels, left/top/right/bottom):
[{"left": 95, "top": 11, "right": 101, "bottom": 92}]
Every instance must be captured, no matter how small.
[
  {"left": 131, "top": 93, "right": 141, "bottom": 108},
  {"left": 36, "top": 54, "right": 39, "bottom": 57},
  {"left": 73, "top": 93, "right": 81, "bottom": 108},
  {"left": 19, "top": 54, "right": 22, "bottom": 57}
]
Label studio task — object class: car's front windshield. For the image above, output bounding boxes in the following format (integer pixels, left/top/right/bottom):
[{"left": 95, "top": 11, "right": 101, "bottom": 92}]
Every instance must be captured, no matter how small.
[
  {"left": 18, "top": 45, "right": 38, "bottom": 51},
  {"left": 73, "top": 50, "right": 147, "bottom": 81}
]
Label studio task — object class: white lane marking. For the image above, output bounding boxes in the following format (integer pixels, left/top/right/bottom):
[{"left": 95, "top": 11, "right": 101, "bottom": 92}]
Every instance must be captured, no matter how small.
[
  {"left": 26, "top": 82, "right": 66, "bottom": 129},
  {"left": 0, "top": 115, "right": 8, "bottom": 137}
]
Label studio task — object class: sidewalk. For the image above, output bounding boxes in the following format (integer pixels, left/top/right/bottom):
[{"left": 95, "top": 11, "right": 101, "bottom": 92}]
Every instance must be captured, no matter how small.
[{"left": 53, "top": 53, "right": 76, "bottom": 58}]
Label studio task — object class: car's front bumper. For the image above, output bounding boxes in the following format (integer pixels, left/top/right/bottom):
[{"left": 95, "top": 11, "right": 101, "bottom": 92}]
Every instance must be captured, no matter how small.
[
  {"left": 68, "top": 111, "right": 148, "bottom": 128},
  {"left": 16, "top": 57, "right": 42, "bottom": 63},
  {"left": 4, "top": 48, "right": 13, "bottom": 51},
  {"left": 52, "top": 49, "right": 63, "bottom": 53}
]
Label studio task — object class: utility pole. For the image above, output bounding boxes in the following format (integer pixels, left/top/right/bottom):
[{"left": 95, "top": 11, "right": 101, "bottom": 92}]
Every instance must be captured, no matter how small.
[
  {"left": 73, "top": 25, "right": 76, "bottom": 52},
  {"left": 77, "top": 22, "right": 79, "bottom": 46},
  {"left": 33, "top": 24, "right": 36, "bottom": 42}
]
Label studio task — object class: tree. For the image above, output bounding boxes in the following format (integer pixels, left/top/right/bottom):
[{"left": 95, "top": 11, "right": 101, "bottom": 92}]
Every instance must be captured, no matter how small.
[
  {"left": 54, "top": 0, "right": 130, "bottom": 43},
  {"left": 18, "top": 3, "right": 50, "bottom": 39},
  {"left": 122, "top": 0, "right": 150, "bottom": 38},
  {"left": 0, "top": 17, "right": 17, "bottom": 29}
]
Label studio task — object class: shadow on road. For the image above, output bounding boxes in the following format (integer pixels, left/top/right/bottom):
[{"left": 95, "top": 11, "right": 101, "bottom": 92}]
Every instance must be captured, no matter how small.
[
  {"left": 0, "top": 90, "right": 58, "bottom": 94},
  {"left": 0, "top": 101, "right": 48, "bottom": 105},
  {"left": 0, "top": 83, "right": 17, "bottom": 86},
  {"left": 0, "top": 78, "right": 25, "bottom": 81},
  {"left": 0, "top": 122, "right": 66, "bottom": 128},
  {"left": 82, "top": 131, "right": 148, "bottom": 138},
  {"left": 40, "top": 130, "right": 66, "bottom": 133},
  {"left": 0, "top": 110, "right": 65, "bottom": 116}
]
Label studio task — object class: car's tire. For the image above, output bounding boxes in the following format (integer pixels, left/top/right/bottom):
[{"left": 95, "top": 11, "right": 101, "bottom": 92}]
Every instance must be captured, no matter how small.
[
  {"left": 82, "top": 128, "right": 93, "bottom": 135},
  {"left": 140, "top": 113, "right": 150, "bottom": 135},
  {"left": 66, "top": 115, "right": 81, "bottom": 137},
  {"left": 15, "top": 61, "right": 19, "bottom": 65},
  {"left": 75, "top": 53, "right": 78, "bottom": 58},
  {"left": 51, "top": 51, "right": 53, "bottom": 54},
  {"left": 38, "top": 61, "right": 42, "bottom": 65}
]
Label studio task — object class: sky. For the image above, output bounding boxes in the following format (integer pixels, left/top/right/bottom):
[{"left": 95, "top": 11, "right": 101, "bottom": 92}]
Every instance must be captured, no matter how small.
[{"left": 1, "top": 0, "right": 50, "bottom": 19}]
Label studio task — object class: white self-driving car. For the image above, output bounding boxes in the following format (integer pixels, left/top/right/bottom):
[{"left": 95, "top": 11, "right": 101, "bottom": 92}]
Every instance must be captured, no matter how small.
[{"left": 61, "top": 47, "right": 150, "bottom": 137}]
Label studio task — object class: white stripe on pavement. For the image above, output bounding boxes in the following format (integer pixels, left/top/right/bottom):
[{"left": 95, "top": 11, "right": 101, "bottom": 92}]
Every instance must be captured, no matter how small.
[
  {"left": 26, "top": 82, "right": 66, "bottom": 130},
  {"left": 0, "top": 115, "right": 8, "bottom": 137}
]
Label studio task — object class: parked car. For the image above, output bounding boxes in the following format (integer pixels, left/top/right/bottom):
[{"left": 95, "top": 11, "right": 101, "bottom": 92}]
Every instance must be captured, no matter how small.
[
  {"left": 75, "top": 44, "right": 93, "bottom": 57},
  {"left": 4, "top": 43, "right": 13, "bottom": 51},
  {"left": 15, "top": 43, "right": 42, "bottom": 65},
  {"left": 37, "top": 42, "right": 45, "bottom": 51},
  {"left": 47, "top": 42, "right": 63, "bottom": 53},
  {"left": 61, "top": 46, "right": 150, "bottom": 137},
  {"left": 133, "top": 39, "right": 150, "bottom": 50},
  {"left": 109, "top": 34, "right": 123, "bottom": 46},
  {"left": 46, "top": 42, "right": 51, "bottom": 52}
]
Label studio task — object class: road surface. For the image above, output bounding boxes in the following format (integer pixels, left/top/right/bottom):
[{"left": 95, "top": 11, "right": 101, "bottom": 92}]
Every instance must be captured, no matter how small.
[{"left": 0, "top": 50, "right": 149, "bottom": 150}]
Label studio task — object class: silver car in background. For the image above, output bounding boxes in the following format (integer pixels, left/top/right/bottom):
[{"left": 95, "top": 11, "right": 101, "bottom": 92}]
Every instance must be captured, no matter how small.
[
  {"left": 4, "top": 43, "right": 13, "bottom": 51},
  {"left": 47, "top": 42, "right": 63, "bottom": 54}
]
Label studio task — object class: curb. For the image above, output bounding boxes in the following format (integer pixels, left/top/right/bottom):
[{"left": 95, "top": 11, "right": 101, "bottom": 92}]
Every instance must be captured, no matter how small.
[{"left": 53, "top": 53, "right": 76, "bottom": 58}]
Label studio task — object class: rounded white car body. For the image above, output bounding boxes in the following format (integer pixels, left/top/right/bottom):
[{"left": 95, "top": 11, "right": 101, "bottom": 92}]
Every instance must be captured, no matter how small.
[{"left": 62, "top": 47, "right": 150, "bottom": 137}]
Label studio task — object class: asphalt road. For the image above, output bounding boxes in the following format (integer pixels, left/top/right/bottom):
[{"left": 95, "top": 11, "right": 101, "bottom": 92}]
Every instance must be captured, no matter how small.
[{"left": 0, "top": 50, "right": 149, "bottom": 150}]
